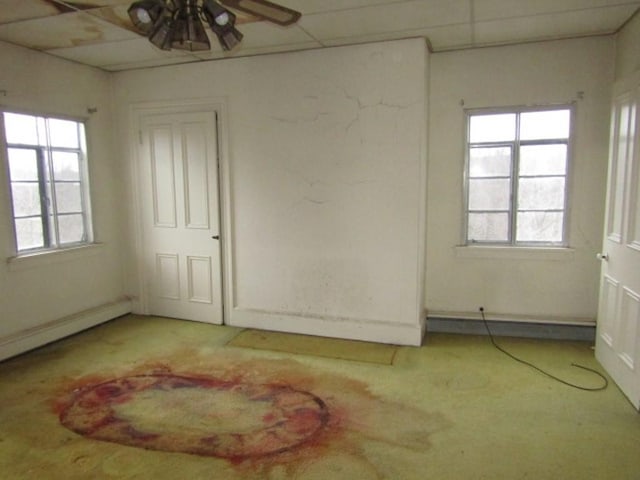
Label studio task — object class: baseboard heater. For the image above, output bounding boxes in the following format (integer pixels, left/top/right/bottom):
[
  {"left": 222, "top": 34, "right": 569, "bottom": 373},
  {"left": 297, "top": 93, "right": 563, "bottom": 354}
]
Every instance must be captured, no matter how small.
[{"left": 426, "top": 316, "right": 595, "bottom": 342}]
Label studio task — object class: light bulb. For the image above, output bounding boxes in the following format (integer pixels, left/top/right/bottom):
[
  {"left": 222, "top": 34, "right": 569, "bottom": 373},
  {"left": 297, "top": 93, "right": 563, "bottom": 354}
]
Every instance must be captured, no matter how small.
[
  {"left": 215, "top": 12, "right": 230, "bottom": 26},
  {"left": 134, "top": 9, "right": 152, "bottom": 24}
]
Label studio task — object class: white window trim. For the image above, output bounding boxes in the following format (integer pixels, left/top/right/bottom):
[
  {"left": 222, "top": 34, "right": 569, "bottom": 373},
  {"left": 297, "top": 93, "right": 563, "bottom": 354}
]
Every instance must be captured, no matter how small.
[
  {"left": 6, "top": 242, "right": 104, "bottom": 271},
  {"left": 462, "top": 104, "right": 575, "bottom": 248},
  {"left": 454, "top": 245, "right": 575, "bottom": 261},
  {"left": 1, "top": 110, "right": 94, "bottom": 256}
]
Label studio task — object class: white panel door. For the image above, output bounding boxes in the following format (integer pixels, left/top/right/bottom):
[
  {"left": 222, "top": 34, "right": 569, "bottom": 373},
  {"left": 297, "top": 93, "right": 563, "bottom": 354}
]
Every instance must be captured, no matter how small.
[
  {"left": 596, "top": 80, "right": 640, "bottom": 409},
  {"left": 139, "top": 111, "right": 223, "bottom": 324}
]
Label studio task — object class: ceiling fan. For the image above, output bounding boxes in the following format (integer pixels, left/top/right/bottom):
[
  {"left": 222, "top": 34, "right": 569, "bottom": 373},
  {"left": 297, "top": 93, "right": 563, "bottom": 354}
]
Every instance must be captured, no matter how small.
[{"left": 127, "top": 0, "right": 301, "bottom": 52}]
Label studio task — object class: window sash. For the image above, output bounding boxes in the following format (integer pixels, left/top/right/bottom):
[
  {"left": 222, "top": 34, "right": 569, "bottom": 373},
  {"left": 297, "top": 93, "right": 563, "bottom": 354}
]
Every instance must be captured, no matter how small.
[
  {"left": 464, "top": 107, "right": 572, "bottom": 246},
  {"left": 3, "top": 113, "right": 91, "bottom": 253}
]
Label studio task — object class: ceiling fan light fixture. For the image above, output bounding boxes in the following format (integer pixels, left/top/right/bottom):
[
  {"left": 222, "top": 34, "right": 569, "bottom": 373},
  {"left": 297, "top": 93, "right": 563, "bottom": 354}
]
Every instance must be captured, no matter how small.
[
  {"left": 128, "top": 0, "right": 166, "bottom": 34},
  {"left": 128, "top": 0, "right": 300, "bottom": 53}
]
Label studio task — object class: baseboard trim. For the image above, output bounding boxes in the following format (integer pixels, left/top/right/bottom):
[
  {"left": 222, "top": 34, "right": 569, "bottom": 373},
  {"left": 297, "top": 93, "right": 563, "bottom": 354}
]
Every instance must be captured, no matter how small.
[
  {"left": 0, "top": 298, "right": 132, "bottom": 361},
  {"left": 426, "top": 316, "right": 596, "bottom": 342},
  {"left": 229, "top": 309, "right": 426, "bottom": 346}
]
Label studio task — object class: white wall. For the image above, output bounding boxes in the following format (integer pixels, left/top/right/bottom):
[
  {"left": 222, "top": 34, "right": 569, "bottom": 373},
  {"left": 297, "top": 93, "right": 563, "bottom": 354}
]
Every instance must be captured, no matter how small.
[
  {"left": 426, "top": 37, "right": 614, "bottom": 324},
  {"left": 0, "top": 42, "right": 129, "bottom": 359},
  {"left": 113, "top": 39, "right": 428, "bottom": 345},
  {"left": 0, "top": 31, "right": 622, "bottom": 356},
  {"left": 616, "top": 11, "right": 640, "bottom": 80}
]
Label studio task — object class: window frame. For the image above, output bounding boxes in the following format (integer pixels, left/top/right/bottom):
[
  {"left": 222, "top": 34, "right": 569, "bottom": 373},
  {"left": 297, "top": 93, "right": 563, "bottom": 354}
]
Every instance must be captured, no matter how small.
[
  {"left": 463, "top": 104, "right": 575, "bottom": 247},
  {"left": 1, "top": 110, "right": 94, "bottom": 255}
]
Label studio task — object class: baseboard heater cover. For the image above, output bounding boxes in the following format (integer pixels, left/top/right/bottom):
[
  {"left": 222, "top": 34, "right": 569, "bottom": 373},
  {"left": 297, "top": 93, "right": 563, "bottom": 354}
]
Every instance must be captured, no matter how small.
[
  {"left": 426, "top": 316, "right": 596, "bottom": 342},
  {"left": 0, "top": 298, "right": 132, "bottom": 361}
]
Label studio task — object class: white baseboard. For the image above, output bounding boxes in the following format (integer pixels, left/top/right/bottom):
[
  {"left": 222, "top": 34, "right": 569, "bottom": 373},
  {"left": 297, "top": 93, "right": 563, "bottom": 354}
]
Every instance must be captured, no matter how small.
[
  {"left": 229, "top": 309, "right": 426, "bottom": 346},
  {"left": 0, "top": 298, "right": 132, "bottom": 361}
]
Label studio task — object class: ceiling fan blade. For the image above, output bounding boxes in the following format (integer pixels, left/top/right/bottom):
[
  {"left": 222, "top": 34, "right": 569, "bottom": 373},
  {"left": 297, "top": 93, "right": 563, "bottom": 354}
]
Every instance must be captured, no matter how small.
[{"left": 219, "top": 0, "right": 301, "bottom": 26}]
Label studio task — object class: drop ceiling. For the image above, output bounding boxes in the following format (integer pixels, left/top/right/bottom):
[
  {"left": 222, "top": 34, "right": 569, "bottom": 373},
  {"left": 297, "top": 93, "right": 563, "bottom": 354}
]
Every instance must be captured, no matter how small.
[{"left": 0, "top": 0, "right": 638, "bottom": 71}]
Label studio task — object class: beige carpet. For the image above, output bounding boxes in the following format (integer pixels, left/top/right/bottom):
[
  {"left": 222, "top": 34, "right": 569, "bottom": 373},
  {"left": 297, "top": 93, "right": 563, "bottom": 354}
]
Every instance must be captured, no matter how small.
[
  {"left": 1, "top": 314, "right": 639, "bottom": 480},
  {"left": 227, "top": 329, "right": 398, "bottom": 365}
]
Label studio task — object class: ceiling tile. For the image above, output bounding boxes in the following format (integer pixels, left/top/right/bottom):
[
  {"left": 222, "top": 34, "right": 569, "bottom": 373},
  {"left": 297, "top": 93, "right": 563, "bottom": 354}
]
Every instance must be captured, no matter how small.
[
  {"left": 85, "top": 4, "right": 137, "bottom": 32},
  {"left": 277, "top": 0, "right": 408, "bottom": 15},
  {"left": 317, "top": 23, "right": 473, "bottom": 52},
  {"left": 48, "top": 36, "right": 195, "bottom": 67},
  {"left": 219, "top": 41, "right": 322, "bottom": 58},
  {"left": 192, "top": 22, "right": 320, "bottom": 60},
  {"left": 233, "top": 22, "right": 319, "bottom": 48},
  {"left": 299, "top": 0, "right": 470, "bottom": 42},
  {"left": 0, "top": 0, "right": 62, "bottom": 23},
  {"left": 474, "top": 5, "right": 639, "bottom": 45},
  {"left": 474, "top": 0, "right": 640, "bottom": 22},
  {"left": 0, "top": 11, "right": 138, "bottom": 50},
  {"left": 57, "top": 0, "right": 131, "bottom": 7}
]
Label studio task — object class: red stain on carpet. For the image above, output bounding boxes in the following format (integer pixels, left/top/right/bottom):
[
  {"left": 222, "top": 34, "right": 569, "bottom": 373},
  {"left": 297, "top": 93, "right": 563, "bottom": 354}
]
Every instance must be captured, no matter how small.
[
  {"left": 54, "top": 355, "right": 448, "bottom": 477},
  {"left": 58, "top": 373, "right": 330, "bottom": 461}
]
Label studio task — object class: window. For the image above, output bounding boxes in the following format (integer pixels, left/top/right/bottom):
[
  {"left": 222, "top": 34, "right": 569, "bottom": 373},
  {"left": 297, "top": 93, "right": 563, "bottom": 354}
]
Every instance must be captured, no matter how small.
[
  {"left": 2, "top": 112, "right": 92, "bottom": 253},
  {"left": 464, "top": 106, "right": 572, "bottom": 246}
]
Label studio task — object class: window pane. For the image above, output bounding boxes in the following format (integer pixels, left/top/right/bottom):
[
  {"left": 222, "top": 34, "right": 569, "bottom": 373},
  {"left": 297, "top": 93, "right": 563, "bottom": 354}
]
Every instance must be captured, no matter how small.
[
  {"left": 469, "top": 146, "right": 512, "bottom": 177},
  {"left": 15, "top": 217, "right": 44, "bottom": 250},
  {"left": 520, "top": 145, "right": 567, "bottom": 175},
  {"left": 517, "top": 212, "right": 563, "bottom": 242},
  {"left": 469, "top": 178, "right": 510, "bottom": 210},
  {"left": 520, "top": 109, "right": 571, "bottom": 140},
  {"left": 469, "top": 113, "right": 516, "bottom": 143},
  {"left": 8, "top": 148, "right": 39, "bottom": 181},
  {"left": 11, "top": 183, "right": 42, "bottom": 217},
  {"left": 3, "top": 112, "right": 39, "bottom": 145},
  {"left": 468, "top": 212, "right": 509, "bottom": 242},
  {"left": 58, "top": 214, "right": 85, "bottom": 244},
  {"left": 55, "top": 182, "right": 82, "bottom": 213},
  {"left": 518, "top": 177, "right": 565, "bottom": 210},
  {"left": 52, "top": 151, "right": 80, "bottom": 181},
  {"left": 48, "top": 118, "right": 79, "bottom": 149}
]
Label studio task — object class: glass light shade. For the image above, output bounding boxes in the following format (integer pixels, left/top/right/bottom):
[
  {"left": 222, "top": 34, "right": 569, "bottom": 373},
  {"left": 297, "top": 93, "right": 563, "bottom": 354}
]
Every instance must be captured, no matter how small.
[
  {"left": 214, "top": 11, "right": 230, "bottom": 26},
  {"left": 203, "top": 0, "right": 236, "bottom": 31},
  {"left": 202, "top": 0, "right": 242, "bottom": 50},
  {"left": 219, "top": 27, "right": 243, "bottom": 50},
  {"left": 128, "top": 0, "right": 165, "bottom": 33},
  {"left": 149, "top": 16, "right": 175, "bottom": 50}
]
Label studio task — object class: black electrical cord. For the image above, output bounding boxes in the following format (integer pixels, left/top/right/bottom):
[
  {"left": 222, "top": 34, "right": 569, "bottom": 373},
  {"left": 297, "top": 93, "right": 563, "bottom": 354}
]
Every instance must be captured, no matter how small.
[{"left": 479, "top": 307, "right": 608, "bottom": 392}]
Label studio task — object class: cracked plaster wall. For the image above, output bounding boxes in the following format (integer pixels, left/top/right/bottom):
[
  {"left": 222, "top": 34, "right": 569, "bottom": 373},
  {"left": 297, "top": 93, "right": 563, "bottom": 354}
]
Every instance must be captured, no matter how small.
[{"left": 114, "top": 38, "right": 428, "bottom": 345}]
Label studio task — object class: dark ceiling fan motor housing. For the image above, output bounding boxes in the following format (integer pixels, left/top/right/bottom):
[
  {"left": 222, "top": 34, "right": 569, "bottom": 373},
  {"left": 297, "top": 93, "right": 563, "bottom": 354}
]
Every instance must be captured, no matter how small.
[{"left": 127, "top": 0, "right": 301, "bottom": 52}]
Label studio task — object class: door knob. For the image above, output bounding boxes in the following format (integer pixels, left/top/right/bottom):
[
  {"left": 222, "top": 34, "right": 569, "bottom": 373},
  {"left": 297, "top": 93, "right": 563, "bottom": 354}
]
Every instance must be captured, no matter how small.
[
  {"left": 211, "top": 235, "right": 220, "bottom": 240},
  {"left": 597, "top": 253, "right": 609, "bottom": 261}
]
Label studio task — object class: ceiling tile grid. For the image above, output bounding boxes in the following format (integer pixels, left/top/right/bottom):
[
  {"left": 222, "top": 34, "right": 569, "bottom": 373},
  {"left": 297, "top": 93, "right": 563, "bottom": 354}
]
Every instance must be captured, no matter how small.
[{"left": 0, "top": 0, "right": 638, "bottom": 71}]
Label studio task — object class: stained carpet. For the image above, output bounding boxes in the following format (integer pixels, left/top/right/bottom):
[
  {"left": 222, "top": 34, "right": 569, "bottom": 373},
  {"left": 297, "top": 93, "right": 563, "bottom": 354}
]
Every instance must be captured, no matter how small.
[{"left": 1, "top": 314, "right": 639, "bottom": 480}]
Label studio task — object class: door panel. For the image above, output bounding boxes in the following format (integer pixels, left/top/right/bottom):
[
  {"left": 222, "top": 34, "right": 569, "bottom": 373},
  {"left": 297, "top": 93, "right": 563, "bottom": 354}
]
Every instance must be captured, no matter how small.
[
  {"left": 139, "top": 111, "right": 222, "bottom": 324},
  {"left": 596, "top": 81, "right": 640, "bottom": 409}
]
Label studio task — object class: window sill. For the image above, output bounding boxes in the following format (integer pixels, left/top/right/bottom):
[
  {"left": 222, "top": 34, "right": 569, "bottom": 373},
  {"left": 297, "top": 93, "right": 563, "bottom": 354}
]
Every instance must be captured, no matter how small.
[
  {"left": 7, "top": 243, "right": 105, "bottom": 272},
  {"left": 454, "top": 245, "right": 575, "bottom": 261}
]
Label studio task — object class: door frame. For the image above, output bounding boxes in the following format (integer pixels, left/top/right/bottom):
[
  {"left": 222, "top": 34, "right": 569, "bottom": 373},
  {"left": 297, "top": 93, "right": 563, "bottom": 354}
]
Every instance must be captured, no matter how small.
[{"left": 129, "top": 98, "right": 231, "bottom": 323}]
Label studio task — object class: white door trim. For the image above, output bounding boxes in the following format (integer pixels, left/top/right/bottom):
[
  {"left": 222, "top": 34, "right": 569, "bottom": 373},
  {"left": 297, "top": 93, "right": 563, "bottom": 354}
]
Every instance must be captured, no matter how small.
[{"left": 129, "top": 98, "right": 231, "bottom": 324}]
